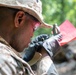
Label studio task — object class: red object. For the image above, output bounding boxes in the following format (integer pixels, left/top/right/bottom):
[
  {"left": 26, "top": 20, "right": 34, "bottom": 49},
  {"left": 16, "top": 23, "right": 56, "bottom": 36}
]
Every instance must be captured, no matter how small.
[{"left": 59, "top": 20, "right": 76, "bottom": 46}]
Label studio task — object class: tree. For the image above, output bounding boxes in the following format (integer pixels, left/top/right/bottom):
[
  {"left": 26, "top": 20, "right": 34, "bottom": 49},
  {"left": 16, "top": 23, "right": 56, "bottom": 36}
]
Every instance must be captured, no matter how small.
[{"left": 34, "top": 0, "right": 76, "bottom": 37}]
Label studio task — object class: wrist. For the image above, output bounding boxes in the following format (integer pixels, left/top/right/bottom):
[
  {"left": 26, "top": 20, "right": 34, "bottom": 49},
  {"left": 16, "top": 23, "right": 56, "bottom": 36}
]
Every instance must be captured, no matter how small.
[{"left": 39, "top": 47, "right": 50, "bottom": 57}]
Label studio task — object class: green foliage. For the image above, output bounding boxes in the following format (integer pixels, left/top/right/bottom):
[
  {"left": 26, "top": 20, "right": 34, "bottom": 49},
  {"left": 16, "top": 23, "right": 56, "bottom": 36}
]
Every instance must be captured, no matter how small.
[{"left": 34, "top": 0, "right": 76, "bottom": 37}]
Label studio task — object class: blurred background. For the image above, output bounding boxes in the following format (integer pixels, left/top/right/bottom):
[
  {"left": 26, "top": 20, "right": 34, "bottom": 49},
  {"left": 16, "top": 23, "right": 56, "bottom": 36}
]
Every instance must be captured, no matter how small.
[
  {"left": 34, "top": 0, "right": 76, "bottom": 75},
  {"left": 34, "top": 0, "right": 76, "bottom": 37}
]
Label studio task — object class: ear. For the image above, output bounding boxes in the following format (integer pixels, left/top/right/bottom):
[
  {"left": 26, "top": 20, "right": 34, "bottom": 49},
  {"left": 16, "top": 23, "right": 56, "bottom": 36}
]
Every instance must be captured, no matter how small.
[{"left": 14, "top": 11, "right": 25, "bottom": 27}]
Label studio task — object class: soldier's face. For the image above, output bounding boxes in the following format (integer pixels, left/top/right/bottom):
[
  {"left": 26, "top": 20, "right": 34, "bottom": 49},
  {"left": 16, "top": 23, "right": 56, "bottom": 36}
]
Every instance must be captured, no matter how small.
[{"left": 10, "top": 11, "right": 40, "bottom": 52}]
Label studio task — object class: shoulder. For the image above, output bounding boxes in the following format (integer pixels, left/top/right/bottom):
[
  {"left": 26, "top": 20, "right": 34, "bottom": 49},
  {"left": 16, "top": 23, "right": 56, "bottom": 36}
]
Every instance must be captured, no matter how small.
[
  {"left": 0, "top": 42, "right": 17, "bottom": 64},
  {"left": 0, "top": 42, "right": 28, "bottom": 75},
  {"left": 0, "top": 43, "right": 18, "bottom": 74}
]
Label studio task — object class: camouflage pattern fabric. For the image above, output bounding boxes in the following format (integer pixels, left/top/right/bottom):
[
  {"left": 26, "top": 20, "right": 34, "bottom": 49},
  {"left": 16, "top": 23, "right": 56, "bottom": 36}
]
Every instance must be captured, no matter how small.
[
  {"left": 0, "top": 36, "right": 34, "bottom": 75},
  {"left": 31, "top": 55, "right": 59, "bottom": 75}
]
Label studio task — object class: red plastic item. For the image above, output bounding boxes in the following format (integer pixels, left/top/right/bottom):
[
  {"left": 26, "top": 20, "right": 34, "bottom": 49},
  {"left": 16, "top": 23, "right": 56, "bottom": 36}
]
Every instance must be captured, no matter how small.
[{"left": 59, "top": 20, "right": 76, "bottom": 46}]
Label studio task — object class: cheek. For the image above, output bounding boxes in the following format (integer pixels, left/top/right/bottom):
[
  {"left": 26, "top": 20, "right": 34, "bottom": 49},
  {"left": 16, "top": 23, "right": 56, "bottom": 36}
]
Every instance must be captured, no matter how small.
[
  {"left": 26, "top": 25, "right": 34, "bottom": 37},
  {"left": 22, "top": 27, "right": 33, "bottom": 46}
]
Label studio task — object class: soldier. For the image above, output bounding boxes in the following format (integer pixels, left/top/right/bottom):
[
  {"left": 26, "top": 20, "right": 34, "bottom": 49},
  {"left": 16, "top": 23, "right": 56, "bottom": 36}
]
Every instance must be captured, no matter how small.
[{"left": 0, "top": 0, "right": 61, "bottom": 75}]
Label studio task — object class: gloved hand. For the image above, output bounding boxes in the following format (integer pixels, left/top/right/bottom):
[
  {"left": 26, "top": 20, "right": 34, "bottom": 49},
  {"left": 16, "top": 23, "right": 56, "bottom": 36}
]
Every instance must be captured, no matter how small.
[
  {"left": 23, "top": 34, "right": 50, "bottom": 62},
  {"left": 41, "top": 24, "right": 62, "bottom": 57},
  {"left": 23, "top": 24, "right": 62, "bottom": 62},
  {"left": 23, "top": 33, "right": 62, "bottom": 62},
  {"left": 42, "top": 34, "right": 62, "bottom": 57}
]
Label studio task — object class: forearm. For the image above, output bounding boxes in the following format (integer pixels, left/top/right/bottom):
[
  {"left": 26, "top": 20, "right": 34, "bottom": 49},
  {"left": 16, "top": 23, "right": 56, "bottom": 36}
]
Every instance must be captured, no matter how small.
[
  {"left": 35, "top": 47, "right": 59, "bottom": 75},
  {"left": 36, "top": 55, "right": 59, "bottom": 75}
]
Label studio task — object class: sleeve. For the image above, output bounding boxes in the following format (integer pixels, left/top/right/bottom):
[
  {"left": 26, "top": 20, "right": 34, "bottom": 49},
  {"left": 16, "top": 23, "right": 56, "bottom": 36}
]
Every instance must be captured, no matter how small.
[
  {"left": 0, "top": 53, "right": 18, "bottom": 75},
  {"left": 36, "top": 56, "right": 59, "bottom": 75}
]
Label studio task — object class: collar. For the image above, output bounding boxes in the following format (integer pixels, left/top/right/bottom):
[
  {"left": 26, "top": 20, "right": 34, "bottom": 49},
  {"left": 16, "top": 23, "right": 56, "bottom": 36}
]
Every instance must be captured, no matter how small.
[{"left": 0, "top": 36, "right": 21, "bottom": 57}]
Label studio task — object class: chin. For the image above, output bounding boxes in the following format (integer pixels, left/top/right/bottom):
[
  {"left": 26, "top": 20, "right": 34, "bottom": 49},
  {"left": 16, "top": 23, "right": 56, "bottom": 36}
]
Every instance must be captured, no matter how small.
[
  {"left": 22, "top": 44, "right": 29, "bottom": 51},
  {"left": 19, "top": 43, "right": 30, "bottom": 52},
  {"left": 26, "top": 42, "right": 30, "bottom": 47},
  {"left": 17, "top": 50, "right": 24, "bottom": 52},
  {"left": 17, "top": 47, "right": 26, "bottom": 52}
]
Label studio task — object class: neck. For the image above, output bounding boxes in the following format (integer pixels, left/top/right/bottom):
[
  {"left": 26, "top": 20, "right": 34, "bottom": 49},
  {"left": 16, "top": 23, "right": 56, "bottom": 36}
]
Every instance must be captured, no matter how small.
[{"left": 0, "top": 26, "right": 12, "bottom": 44}]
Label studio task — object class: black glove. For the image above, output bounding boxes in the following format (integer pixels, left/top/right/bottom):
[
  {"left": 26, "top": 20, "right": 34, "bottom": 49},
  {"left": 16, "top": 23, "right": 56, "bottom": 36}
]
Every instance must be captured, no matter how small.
[
  {"left": 23, "top": 34, "right": 49, "bottom": 62},
  {"left": 23, "top": 44, "right": 36, "bottom": 62},
  {"left": 42, "top": 34, "right": 62, "bottom": 57},
  {"left": 31, "top": 34, "right": 50, "bottom": 44},
  {"left": 23, "top": 33, "right": 62, "bottom": 62}
]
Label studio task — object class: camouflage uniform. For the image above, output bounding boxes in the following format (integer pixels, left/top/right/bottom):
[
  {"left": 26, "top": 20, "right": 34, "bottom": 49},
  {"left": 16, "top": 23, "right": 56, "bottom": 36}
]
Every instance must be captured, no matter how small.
[
  {"left": 0, "top": 36, "right": 34, "bottom": 75},
  {"left": 31, "top": 55, "right": 59, "bottom": 75}
]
